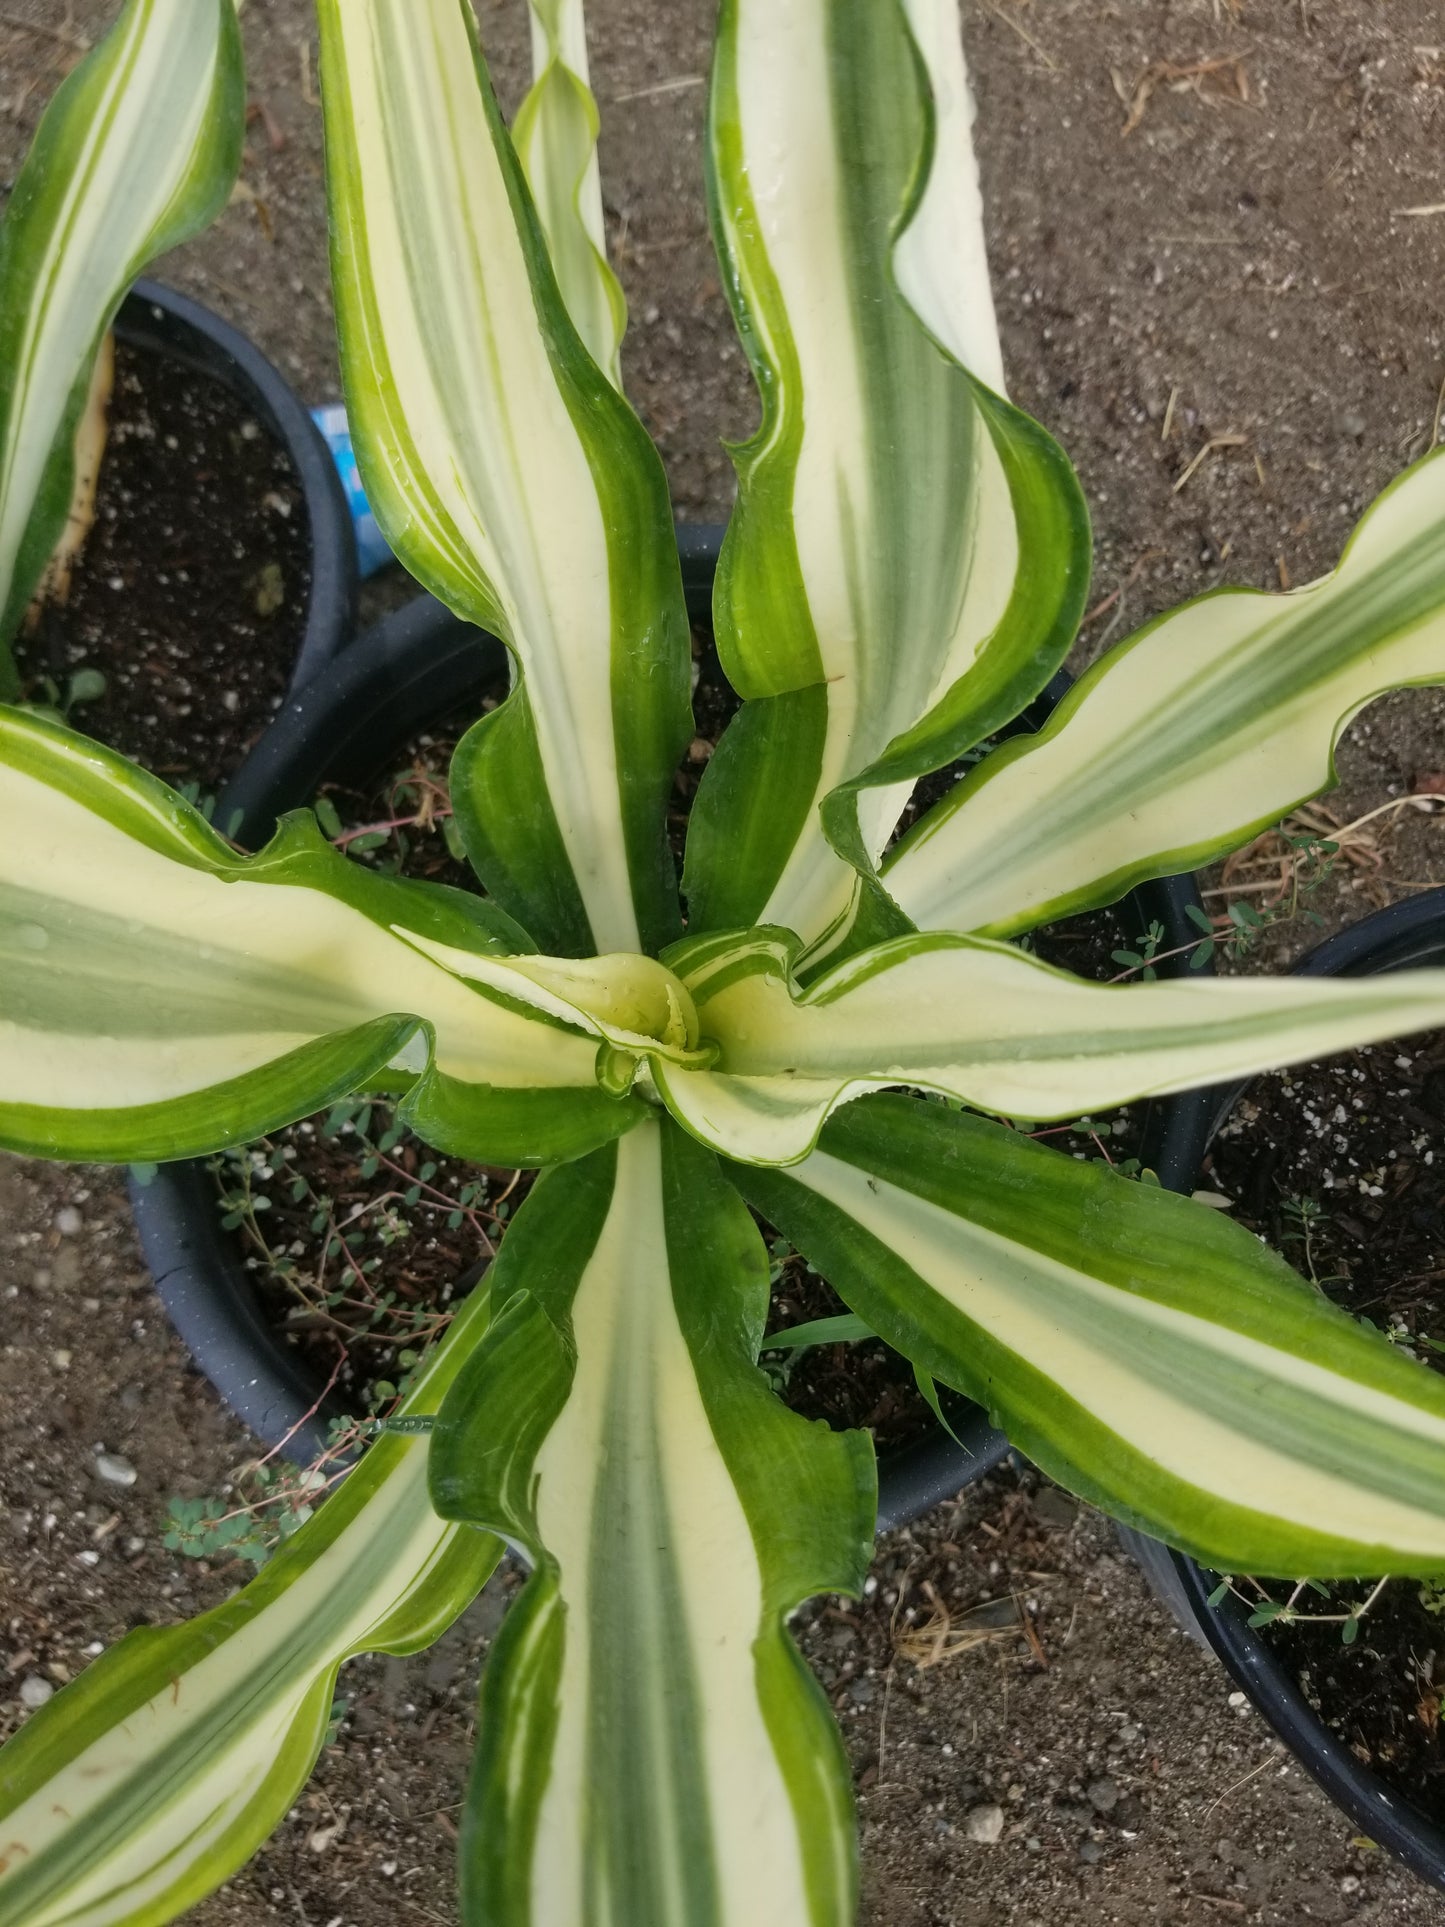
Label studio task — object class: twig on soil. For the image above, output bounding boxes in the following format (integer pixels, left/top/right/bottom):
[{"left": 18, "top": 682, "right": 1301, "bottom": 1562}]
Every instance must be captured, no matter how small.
[
  {"left": 611, "top": 75, "right": 704, "bottom": 103},
  {"left": 247, "top": 97, "right": 287, "bottom": 154},
  {"left": 1173, "top": 433, "right": 1247, "bottom": 494},
  {"left": 1081, "top": 547, "right": 1164, "bottom": 629},
  {"left": 1203, "top": 795, "right": 1443, "bottom": 915},
  {"left": 977, "top": 0, "right": 1057, "bottom": 70},
  {"left": 893, "top": 1585, "right": 1023, "bottom": 1669},
  {"left": 251, "top": 1348, "right": 348, "bottom": 1475},
  {"left": 876, "top": 1658, "right": 897, "bottom": 1784},
  {"left": 331, "top": 807, "right": 452, "bottom": 848},
  {"left": 1118, "top": 55, "right": 1252, "bottom": 138},
  {"left": 1204, "top": 1750, "right": 1278, "bottom": 1818},
  {"left": 1016, "top": 1596, "right": 1049, "bottom": 1669}
]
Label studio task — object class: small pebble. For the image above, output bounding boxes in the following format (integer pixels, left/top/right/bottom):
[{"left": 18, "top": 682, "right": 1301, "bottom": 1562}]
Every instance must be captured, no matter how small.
[
  {"left": 1087, "top": 1775, "right": 1120, "bottom": 1814},
  {"left": 1032, "top": 1486, "right": 1079, "bottom": 1532},
  {"left": 1338, "top": 410, "right": 1366, "bottom": 440},
  {"left": 1078, "top": 1839, "right": 1104, "bottom": 1865},
  {"left": 846, "top": 1676, "right": 875, "bottom": 1707},
  {"left": 964, "top": 1803, "right": 1005, "bottom": 1845},
  {"left": 19, "top": 1675, "right": 54, "bottom": 1709},
  {"left": 55, "top": 1206, "right": 83, "bottom": 1237},
  {"left": 95, "top": 1452, "right": 138, "bottom": 1488}
]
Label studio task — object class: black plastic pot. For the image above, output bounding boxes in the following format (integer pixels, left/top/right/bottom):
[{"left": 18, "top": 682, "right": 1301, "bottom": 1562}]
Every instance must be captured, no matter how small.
[
  {"left": 130, "top": 556, "right": 1209, "bottom": 1529},
  {"left": 116, "top": 279, "right": 357, "bottom": 691},
  {"left": 1141, "top": 889, "right": 1445, "bottom": 1892}
]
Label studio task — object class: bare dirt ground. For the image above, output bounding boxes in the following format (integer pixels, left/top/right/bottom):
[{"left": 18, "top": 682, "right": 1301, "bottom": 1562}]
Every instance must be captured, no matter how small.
[{"left": 3, "top": 1, "right": 1445, "bottom": 1922}]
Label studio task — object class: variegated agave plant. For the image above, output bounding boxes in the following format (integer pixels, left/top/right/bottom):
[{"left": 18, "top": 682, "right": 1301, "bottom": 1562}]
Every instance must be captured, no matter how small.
[{"left": 6, "top": 1, "right": 1445, "bottom": 1922}]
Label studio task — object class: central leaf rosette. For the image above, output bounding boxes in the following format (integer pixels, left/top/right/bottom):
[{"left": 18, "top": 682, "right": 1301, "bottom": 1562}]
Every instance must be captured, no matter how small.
[
  {"left": 399, "top": 918, "right": 1445, "bottom": 1171},
  {"left": 393, "top": 932, "right": 717, "bottom": 1096}
]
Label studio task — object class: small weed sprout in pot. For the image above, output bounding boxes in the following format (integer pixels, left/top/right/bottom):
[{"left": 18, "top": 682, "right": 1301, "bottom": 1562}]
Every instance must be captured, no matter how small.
[{"left": 10, "top": 1, "right": 1445, "bottom": 1922}]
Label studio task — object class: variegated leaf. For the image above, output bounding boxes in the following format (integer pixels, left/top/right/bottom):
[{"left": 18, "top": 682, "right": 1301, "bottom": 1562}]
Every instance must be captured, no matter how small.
[
  {"left": 887, "top": 445, "right": 1445, "bottom": 938},
  {"left": 682, "top": 0, "right": 1088, "bottom": 950},
  {"left": 0, "top": 1287, "right": 500, "bottom": 1927},
  {"left": 737, "top": 1094, "right": 1445, "bottom": 1577},
  {"left": 392, "top": 926, "right": 716, "bottom": 1074},
  {"left": 317, "top": 0, "right": 690, "bottom": 958},
  {"left": 656, "top": 924, "right": 1445, "bottom": 1164},
  {"left": 430, "top": 1119, "right": 875, "bottom": 1927},
  {"left": 0, "top": 710, "right": 641, "bottom": 1166},
  {"left": 0, "top": 0, "right": 243, "bottom": 693},
  {"left": 515, "top": 0, "right": 626, "bottom": 385}
]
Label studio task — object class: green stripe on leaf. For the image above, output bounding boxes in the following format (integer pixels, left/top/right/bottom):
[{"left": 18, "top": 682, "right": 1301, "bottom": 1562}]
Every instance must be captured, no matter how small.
[
  {"left": 735, "top": 1095, "right": 1445, "bottom": 1577},
  {"left": 431, "top": 1121, "right": 873, "bottom": 1926}
]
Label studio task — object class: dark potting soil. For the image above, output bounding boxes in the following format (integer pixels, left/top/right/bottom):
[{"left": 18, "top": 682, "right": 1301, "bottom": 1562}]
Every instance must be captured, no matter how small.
[
  {"left": 16, "top": 339, "right": 310, "bottom": 793},
  {"left": 209, "top": 1113, "right": 532, "bottom": 1416},
  {"left": 1208, "top": 1031, "right": 1445, "bottom": 1824},
  {"left": 669, "top": 637, "right": 739, "bottom": 866},
  {"left": 317, "top": 720, "right": 478, "bottom": 893},
  {"left": 1263, "top": 1587, "right": 1445, "bottom": 1829},
  {"left": 762, "top": 1256, "right": 938, "bottom": 1455},
  {"left": 1209, "top": 1034, "right": 1445, "bottom": 1347}
]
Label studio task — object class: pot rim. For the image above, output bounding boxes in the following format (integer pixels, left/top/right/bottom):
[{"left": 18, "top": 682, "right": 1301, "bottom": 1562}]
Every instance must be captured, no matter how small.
[
  {"left": 117, "top": 279, "right": 358, "bottom": 692},
  {"left": 1165, "top": 889, "right": 1445, "bottom": 1890}
]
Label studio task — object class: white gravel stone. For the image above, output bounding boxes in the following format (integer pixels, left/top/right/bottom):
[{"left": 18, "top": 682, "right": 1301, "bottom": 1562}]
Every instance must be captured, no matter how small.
[
  {"left": 55, "top": 1206, "right": 83, "bottom": 1237},
  {"left": 95, "top": 1452, "right": 138, "bottom": 1488},
  {"left": 964, "top": 1803, "right": 1005, "bottom": 1844},
  {"left": 19, "top": 1675, "right": 54, "bottom": 1709}
]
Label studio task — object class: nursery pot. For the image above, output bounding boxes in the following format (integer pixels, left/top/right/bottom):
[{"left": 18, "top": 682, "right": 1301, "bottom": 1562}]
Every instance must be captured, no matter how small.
[
  {"left": 114, "top": 279, "right": 358, "bottom": 693},
  {"left": 129, "top": 546, "right": 1210, "bottom": 1532},
  {"left": 1141, "top": 889, "right": 1445, "bottom": 1893},
  {"left": 128, "top": 531, "right": 718, "bottom": 1451}
]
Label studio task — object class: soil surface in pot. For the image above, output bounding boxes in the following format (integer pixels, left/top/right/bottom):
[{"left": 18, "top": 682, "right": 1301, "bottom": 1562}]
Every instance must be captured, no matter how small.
[
  {"left": 17, "top": 339, "right": 311, "bottom": 794},
  {"left": 1206, "top": 1028, "right": 1445, "bottom": 1823}
]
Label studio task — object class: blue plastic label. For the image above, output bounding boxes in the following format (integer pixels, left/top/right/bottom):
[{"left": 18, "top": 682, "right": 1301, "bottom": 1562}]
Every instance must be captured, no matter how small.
[{"left": 311, "top": 402, "right": 395, "bottom": 579}]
